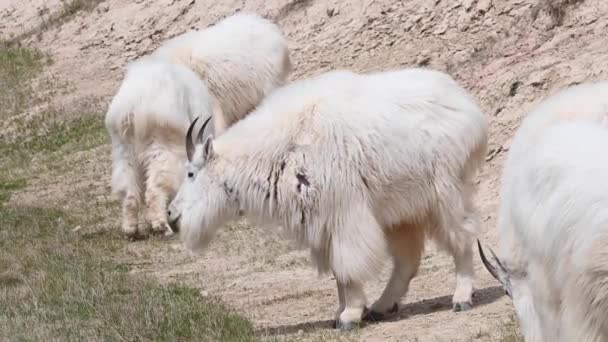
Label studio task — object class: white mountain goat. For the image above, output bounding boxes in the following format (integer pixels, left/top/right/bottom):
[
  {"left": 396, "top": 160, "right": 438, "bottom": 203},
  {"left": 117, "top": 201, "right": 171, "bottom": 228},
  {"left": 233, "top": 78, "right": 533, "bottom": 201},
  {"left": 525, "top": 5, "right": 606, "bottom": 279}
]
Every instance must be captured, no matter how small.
[
  {"left": 479, "top": 81, "right": 608, "bottom": 341},
  {"left": 167, "top": 68, "right": 489, "bottom": 330},
  {"left": 151, "top": 13, "right": 292, "bottom": 134},
  {"left": 105, "top": 13, "right": 291, "bottom": 238}
]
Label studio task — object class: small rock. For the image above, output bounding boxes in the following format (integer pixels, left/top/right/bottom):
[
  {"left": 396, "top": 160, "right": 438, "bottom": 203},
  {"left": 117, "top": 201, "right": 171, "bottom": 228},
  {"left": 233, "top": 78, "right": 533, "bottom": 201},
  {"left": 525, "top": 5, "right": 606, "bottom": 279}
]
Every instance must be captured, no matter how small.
[
  {"left": 326, "top": 8, "right": 338, "bottom": 17},
  {"left": 486, "top": 145, "right": 504, "bottom": 161},
  {"left": 434, "top": 21, "right": 448, "bottom": 35},
  {"left": 72, "top": 225, "right": 81, "bottom": 232},
  {"left": 297, "top": 330, "right": 304, "bottom": 335},
  {"left": 463, "top": 0, "right": 475, "bottom": 11},
  {"left": 97, "top": 3, "right": 109, "bottom": 13},
  {"left": 200, "top": 290, "right": 209, "bottom": 297},
  {"left": 416, "top": 55, "right": 431, "bottom": 66},
  {"left": 476, "top": 0, "right": 492, "bottom": 13},
  {"left": 528, "top": 71, "right": 547, "bottom": 88},
  {"left": 509, "top": 81, "right": 522, "bottom": 97}
]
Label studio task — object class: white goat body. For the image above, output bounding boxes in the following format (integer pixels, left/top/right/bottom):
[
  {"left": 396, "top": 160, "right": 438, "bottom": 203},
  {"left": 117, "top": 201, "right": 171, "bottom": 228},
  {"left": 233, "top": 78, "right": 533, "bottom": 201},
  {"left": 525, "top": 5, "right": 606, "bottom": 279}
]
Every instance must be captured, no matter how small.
[
  {"left": 169, "top": 67, "right": 489, "bottom": 329},
  {"left": 105, "top": 58, "right": 213, "bottom": 237},
  {"left": 152, "top": 13, "right": 292, "bottom": 133},
  {"left": 105, "top": 13, "right": 291, "bottom": 238},
  {"left": 480, "top": 81, "right": 608, "bottom": 341}
]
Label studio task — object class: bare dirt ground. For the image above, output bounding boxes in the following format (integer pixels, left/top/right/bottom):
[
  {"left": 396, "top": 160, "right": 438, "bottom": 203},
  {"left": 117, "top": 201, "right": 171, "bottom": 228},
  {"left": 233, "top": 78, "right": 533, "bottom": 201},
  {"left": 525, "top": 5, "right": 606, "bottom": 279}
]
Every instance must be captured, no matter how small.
[{"left": 4, "top": 0, "right": 608, "bottom": 340}]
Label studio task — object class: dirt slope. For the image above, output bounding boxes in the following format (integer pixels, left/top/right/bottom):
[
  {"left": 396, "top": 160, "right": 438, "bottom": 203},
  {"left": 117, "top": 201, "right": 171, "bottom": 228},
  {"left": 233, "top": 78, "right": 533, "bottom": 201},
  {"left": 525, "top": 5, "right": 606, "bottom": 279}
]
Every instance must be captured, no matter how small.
[{"left": 4, "top": 0, "right": 608, "bottom": 340}]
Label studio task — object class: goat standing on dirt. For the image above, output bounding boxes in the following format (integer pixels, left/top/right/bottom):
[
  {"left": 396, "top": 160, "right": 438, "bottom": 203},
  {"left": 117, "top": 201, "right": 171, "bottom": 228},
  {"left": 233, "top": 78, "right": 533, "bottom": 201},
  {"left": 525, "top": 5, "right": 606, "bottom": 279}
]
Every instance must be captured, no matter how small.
[
  {"left": 479, "top": 81, "right": 608, "bottom": 342},
  {"left": 168, "top": 68, "right": 488, "bottom": 330},
  {"left": 104, "top": 13, "right": 291, "bottom": 239}
]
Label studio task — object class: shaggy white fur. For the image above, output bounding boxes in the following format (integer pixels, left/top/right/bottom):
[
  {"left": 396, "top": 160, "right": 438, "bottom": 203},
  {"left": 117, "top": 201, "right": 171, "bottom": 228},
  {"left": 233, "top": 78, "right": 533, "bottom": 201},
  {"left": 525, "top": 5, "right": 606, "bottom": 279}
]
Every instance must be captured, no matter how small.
[
  {"left": 105, "top": 57, "right": 214, "bottom": 237},
  {"left": 152, "top": 13, "right": 292, "bottom": 134},
  {"left": 105, "top": 13, "right": 291, "bottom": 238},
  {"left": 480, "top": 81, "right": 608, "bottom": 342},
  {"left": 169, "top": 67, "right": 488, "bottom": 329}
]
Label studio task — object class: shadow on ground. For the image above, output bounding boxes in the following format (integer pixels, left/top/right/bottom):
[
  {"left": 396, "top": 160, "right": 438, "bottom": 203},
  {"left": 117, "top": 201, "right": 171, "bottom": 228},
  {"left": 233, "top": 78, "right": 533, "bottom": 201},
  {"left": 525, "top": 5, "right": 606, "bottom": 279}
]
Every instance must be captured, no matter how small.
[{"left": 259, "top": 285, "right": 505, "bottom": 335}]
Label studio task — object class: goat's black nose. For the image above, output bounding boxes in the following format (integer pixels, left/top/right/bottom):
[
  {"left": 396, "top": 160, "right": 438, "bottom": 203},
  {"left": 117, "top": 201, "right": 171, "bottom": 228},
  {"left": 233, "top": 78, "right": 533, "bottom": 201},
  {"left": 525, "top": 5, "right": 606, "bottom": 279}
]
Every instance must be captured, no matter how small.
[{"left": 167, "top": 210, "right": 171, "bottom": 216}]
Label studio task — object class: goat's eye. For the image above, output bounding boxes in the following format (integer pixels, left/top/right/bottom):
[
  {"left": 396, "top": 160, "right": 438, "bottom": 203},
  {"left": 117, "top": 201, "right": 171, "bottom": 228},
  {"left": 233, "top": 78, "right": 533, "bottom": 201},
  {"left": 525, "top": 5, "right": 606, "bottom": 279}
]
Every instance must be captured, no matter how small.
[{"left": 187, "top": 172, "right": 194, "bottom": 178}]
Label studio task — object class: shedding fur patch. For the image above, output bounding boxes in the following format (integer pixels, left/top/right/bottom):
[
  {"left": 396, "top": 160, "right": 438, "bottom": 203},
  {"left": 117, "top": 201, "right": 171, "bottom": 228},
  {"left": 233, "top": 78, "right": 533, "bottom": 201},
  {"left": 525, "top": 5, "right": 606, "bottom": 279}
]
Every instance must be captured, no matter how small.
[{"left": 296, "top": 172, "right": 310, "bottom": 193}]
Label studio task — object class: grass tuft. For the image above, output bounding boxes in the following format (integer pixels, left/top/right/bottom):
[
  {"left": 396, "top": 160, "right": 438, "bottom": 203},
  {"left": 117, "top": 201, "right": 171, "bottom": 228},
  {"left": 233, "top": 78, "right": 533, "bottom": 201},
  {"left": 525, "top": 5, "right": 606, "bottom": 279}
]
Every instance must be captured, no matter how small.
[
  {"left": 534, "top": 0, "right": 584, "bottom": 26},
  {"left": 498, "top": 315, "right": 522, "bottom": 342},
  {"left": 11, "top": 116, "right": 108, "bottom": 155},
  {"left": 0, "top": 41, "right": 51, "bottom": 119},
  {"left": 10, "top": 0, "right": 106, "bottom": 43}
]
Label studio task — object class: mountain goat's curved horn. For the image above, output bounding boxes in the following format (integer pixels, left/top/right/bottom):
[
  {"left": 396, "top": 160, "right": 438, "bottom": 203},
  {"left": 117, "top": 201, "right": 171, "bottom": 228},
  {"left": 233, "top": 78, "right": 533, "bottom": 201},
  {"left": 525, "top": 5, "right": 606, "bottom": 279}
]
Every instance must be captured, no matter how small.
[
  {"left": 186, "top": 117, "right": 200, "bottom": 162},
  {"left": 478, "top": 239, "right": 503, "bottom": 283},
  {"left": 197, "top": 115, "right": 213, "bottom": 144}
]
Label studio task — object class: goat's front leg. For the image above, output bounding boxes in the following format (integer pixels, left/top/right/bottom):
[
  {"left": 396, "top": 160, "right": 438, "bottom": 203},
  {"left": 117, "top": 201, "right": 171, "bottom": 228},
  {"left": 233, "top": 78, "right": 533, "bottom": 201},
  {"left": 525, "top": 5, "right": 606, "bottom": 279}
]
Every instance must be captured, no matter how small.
[
  {"left": 143, "top": 149, "right": 178, "bottom": 236},
  {"left": 110, "top": 141, "right": 143, "bottom": 239},
  {"left": 145, "top": 195, "right": 171, "bottom": 235},
  {"left": 333, "top": 273, "right": 346, "bottom": 323},
  {"left": 335, "top": 280, "right": 367, "bottom": 331}
]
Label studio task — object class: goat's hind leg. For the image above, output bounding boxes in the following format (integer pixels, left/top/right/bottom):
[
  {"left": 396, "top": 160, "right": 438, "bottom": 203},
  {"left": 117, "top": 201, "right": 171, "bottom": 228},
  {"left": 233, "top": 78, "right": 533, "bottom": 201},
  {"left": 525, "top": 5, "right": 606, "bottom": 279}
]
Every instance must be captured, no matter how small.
[
  {"left": 450, "top": 237, "right": 475, "bottom": 311},
  {"left": 436, "top": 210, "right": 478, "bottom": 312},
  {"left": 111, "top": 143, "right": 143, "bottom": 239},
  {"left": 120, "top": 190, "right": 140, "bottom": 238},
  {"left": 432, "top": 180, "right": 480, "bottom": 312},
  {"left": 331, "top": 205, "right": 388, "bottom": 331}
]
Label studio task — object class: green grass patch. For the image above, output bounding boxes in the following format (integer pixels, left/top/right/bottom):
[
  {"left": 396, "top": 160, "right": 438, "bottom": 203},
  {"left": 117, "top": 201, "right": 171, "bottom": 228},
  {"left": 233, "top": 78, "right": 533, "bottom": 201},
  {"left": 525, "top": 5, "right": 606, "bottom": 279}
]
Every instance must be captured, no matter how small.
[
  {"left": 0, "top": 115, "right": 108, "bottom": 208},
  {"left": 62, "top": 0, "right": 106, "bottom": 17},
  {"left": 1, "top": 116, "right": 107, "bottom": 156},
  {"left": 9, "top": 0, "right": 106, "bottom": 44},
  {"left": 21, "top": 116, "right": 107, "bottom": 155},
  {"left": 0, "top": 41, "right": 51, "bottom": 119},
  {"left": 0, "top": 73, "right": 257, "bottom": 340},
  {"left": 0, "top": 206, "right": 256, "bottom": 341},
  {"left": 0, "top": 178, "right": 26, "bottom": 205},
  {"left": 0, "top": 120, "right": 257, "bottom": 341}
]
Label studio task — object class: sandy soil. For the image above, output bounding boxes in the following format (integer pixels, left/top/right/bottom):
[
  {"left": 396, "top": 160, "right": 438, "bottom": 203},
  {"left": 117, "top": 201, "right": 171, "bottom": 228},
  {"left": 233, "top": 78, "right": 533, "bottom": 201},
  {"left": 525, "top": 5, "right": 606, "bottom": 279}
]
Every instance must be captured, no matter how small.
[{"left": 5, "top": 0, "right": 608, "bottom": 340}]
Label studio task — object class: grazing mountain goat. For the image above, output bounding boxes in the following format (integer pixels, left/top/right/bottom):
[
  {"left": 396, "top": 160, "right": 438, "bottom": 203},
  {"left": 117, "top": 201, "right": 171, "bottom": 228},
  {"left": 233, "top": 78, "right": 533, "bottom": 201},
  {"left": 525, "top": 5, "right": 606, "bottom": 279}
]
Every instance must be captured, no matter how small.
[
  {"left": 105, "top": 13, "right": 291, "bottom": 238},
  {"left": 151, "top": 13, "right": 292, "bottom": 134},
  {"left": 167, "top": 68, "right": 488, "bottom": 330},
  {"left": 478, "top": 81, "right": 608, "bottom": 342}
]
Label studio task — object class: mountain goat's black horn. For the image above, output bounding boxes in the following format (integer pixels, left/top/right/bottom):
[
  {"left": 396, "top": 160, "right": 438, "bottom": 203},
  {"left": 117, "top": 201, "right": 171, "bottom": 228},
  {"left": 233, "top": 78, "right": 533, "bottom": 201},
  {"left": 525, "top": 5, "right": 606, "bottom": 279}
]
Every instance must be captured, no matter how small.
[
  {"left": 186, "top": 117, "right": 200, "bottom": 162},
  {"left": 478, "top": 239, "right": 501, "bottom": 283},
  {"left": 197, "top": 115, "right": 213, "bottom": 144}
]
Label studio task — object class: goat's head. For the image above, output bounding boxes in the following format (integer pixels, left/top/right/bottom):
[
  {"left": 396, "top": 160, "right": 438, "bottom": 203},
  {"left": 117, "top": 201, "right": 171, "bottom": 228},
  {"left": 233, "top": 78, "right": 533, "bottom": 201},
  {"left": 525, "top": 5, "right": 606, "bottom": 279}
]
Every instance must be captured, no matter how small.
[
  {"left": 478, "top": 240, "right": 545, "bottom": 339},
  {"left": 477, "top": 239, "right": 513, "bottom": 299},
  {"left": 168, "top": 116, "right": 240, "bottom": 251}
]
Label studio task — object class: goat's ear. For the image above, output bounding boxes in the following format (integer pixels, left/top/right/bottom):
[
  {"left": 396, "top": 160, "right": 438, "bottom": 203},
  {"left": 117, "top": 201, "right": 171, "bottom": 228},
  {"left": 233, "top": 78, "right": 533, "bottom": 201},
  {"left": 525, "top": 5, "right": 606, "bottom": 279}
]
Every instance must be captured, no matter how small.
[{"left": 202, "top": 135, "right": 215, "bottom": 161}]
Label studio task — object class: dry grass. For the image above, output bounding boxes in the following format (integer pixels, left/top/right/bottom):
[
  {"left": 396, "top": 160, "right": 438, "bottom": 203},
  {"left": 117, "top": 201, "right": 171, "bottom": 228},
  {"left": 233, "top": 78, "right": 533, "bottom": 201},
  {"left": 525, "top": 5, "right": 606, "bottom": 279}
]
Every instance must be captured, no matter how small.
[
  {"left": 0, "top": 41, "right": 51, "bottom": 119},
  {"left": 534, "top": 0, "right": 585, "bottom": 25},
  {"left": 9, "top": 0, "right": 106, "bottom": 43},
  {"left": 498, "top": 316, "right": 522, "bottom": 342},
  {"left": 0, "top": 211, "right": 256, "bottom": 341},
  {"left": 0, "top": 42, "right": 259, "bottom": 341}
]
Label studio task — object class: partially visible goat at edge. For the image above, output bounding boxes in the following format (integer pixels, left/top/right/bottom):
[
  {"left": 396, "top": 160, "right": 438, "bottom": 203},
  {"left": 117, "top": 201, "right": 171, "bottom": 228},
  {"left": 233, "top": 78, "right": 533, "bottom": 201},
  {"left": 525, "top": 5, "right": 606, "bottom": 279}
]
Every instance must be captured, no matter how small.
[
  {"left": 479, "top": 81, "right": 608, "bottom": 342},
  {"left": 168, "top": 67, "right": 488, "bottom": 330}
]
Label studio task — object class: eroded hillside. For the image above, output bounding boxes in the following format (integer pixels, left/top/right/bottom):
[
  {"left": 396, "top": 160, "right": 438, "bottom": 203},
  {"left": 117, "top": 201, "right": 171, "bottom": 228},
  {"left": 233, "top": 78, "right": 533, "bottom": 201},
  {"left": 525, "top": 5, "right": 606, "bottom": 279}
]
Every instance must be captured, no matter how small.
[{"left": 1, "top": 0, "right": 605, "bottom": 340}]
